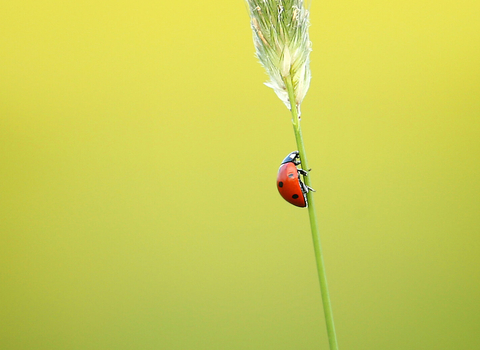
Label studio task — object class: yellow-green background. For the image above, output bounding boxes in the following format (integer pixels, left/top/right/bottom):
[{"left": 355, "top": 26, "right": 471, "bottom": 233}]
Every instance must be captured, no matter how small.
[{"left": 1, "top": 1, "right": 479, "bottom": 349}]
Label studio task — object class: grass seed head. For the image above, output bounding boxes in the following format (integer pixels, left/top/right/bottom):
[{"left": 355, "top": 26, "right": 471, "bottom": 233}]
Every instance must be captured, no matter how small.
[{"left": 246, "top": 0, "right": 312, "bottom": 115}]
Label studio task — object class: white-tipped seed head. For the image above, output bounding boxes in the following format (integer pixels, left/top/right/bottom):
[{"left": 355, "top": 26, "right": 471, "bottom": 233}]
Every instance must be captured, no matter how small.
[{"left": 246, "top": 0, "right": 312, "bottom": 114}]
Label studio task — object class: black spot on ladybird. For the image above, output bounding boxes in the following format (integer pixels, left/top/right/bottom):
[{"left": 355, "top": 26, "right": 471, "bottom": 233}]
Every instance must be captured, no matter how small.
[
  {"left": 292, "top": 194, "right": 299, "bottom": 199},
  {"left": 278, "top": 181, "right": 283, "bottom": 188}
]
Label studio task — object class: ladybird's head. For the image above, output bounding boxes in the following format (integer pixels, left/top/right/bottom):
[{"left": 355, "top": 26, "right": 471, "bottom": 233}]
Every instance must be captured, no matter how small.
[{"left": 281, "top": 151, "right": 300, "bottom": 165}]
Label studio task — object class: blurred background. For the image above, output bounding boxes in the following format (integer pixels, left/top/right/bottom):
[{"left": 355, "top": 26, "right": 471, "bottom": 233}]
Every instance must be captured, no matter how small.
[{"left": 1, "top": 1, "right": 479, "bottom": 349}]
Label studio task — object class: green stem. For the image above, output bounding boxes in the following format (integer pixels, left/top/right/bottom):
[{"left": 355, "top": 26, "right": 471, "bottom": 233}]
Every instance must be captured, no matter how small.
[{"left": 284, "top": 77, "right": 339, "bottom": 350}]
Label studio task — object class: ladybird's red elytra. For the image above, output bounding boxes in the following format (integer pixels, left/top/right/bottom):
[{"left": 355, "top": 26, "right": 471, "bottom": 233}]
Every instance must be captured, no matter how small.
[{"left": 276, "top": 151, "right": 314, "bottom": 208}]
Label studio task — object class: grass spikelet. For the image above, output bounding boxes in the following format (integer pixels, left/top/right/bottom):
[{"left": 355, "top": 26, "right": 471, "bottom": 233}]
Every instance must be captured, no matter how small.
[{"left": 246, "top": 0, "right": 312, "bottom": 116}]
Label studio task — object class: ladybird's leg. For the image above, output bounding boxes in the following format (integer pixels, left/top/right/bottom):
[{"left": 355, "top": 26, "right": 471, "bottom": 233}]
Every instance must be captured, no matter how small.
[
  {"left": 298, "top": 169, "right": 308, "bottom": 176},
  {"left": 298, "top": 169, "right": 315, "bottom": 191},
  {"left": 299, "top": 180, "right": 316, "bottom": 193},
  {"left": 299, "top": 181, "right": 308, "bottom": 194}
]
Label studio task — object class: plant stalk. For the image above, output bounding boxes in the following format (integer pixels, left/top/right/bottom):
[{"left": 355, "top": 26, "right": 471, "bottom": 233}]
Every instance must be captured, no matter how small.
[{"left": 284, "top": 76, "right": 339, "bottom": 350}]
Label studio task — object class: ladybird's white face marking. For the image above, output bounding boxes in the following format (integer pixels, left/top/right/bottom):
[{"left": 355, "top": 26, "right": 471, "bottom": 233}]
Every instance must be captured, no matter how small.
[{"left": 289, "top": 154, "right": 295, "bottom": 159}]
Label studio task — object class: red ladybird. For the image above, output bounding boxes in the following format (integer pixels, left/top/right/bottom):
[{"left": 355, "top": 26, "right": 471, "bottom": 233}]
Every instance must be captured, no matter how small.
[{"left": 276, "top": 151, "right": 315, "bottom": 207}]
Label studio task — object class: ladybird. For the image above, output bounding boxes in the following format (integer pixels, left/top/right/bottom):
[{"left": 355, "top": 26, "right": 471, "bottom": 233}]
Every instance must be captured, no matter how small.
[{"left": 276, "top": 151, "right": 315, "bottom": 207}]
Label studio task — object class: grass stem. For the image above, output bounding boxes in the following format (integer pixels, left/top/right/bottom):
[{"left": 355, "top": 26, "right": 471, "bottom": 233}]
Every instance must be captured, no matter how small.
[{"left": 284, "top": 76, "right": 339, "bottom": 350}]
